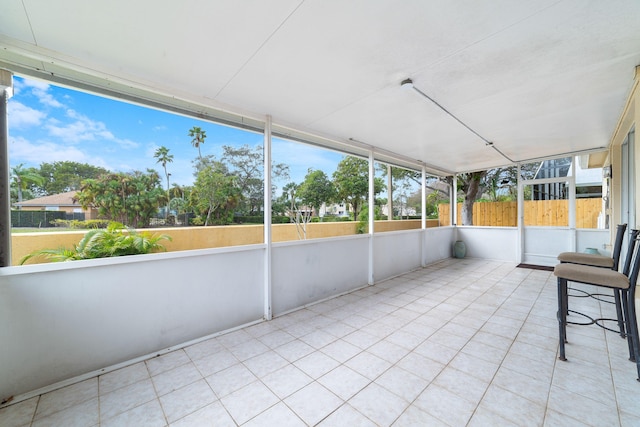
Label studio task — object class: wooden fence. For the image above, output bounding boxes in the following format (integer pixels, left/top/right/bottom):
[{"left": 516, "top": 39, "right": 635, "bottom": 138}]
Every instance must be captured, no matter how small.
[{"left": 438, "top": 198, "right": 602, "bottom": 228}]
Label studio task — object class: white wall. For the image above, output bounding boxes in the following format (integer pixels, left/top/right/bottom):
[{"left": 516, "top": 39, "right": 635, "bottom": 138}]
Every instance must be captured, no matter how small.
[
  {"left": 424, "top": 227, "right": 456, "bottom": 265},
  {"left": 456, "top": 226, "right": 519, "bottom": 262},
  {"left": 0, "top": 246, "right": 265, "bottom": 400},
  {"left": 373, "top": 230, "right": 422, "bottom": 282},
  {"left": 271, "top": 236, "right": 369, "bottom": 315}
]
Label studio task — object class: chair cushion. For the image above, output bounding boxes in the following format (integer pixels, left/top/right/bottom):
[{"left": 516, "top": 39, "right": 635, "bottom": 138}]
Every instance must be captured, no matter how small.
[
  {"left": 553, "top": 263, "right": 629, "bottom": 289},
  {"left": 557, "top": 252, "right": 613, "bottom": 268}
]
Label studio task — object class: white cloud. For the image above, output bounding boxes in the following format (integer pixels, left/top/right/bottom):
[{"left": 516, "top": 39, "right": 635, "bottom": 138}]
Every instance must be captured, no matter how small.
[
  {"left": 7, "top": 101, "right": 46, "bottom": 128},
  {"left": 45, "top": 109, "right": 139, "bottom": 149},
  {"left": 9, "top": 135, "right": 108, "bottom": 166},
  {"left": 23, "top": 79, "right": 64, "bottom": 108}
]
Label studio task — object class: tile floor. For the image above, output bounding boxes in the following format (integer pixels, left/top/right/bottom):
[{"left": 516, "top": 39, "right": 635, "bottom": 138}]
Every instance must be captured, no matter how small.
[{"left": 2, "top": 258, "right": 639, "bottom": 426}]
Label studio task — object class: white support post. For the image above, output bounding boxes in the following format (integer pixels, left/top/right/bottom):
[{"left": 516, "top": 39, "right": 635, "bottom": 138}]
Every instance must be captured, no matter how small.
[
  {"left": 387, "top": 165, "right": 393, "bottom": 220},
  {"left": 569, "top": 156, "right": 577, "bottom": 251},
  {"left": 263, "top": 115, "right": 272, "bottom": 320},
  {"left": 0, "top": 70, "right": 12, "bottom": 267},
  {"left": 421, "top": 166, "right": 427, "bottom": 267},
  {"left": 368, "top": 150, "right": 375, "bottom": 285},
  {"left": 452, "top": 175, "right": 458, "bottom": 226},
  {"left": 517, "top": 163, "right": 523, "bottom": 264}
]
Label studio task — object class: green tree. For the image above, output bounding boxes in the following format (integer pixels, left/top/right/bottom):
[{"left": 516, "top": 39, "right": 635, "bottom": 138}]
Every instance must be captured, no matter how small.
[
  {"left": 221, "top": 144, "right": 290, "bottom": 215},
  {"left": 11, "top": 163, "right": 45, "bottom": 205},
  {"left": 188, "top": 126, "right": 207, "bottom": 161},
  {"left": 297, "top": 169, "right": 336, "bottom": 220},
  {"left": 190, "top": 162, "right": 241, "bottom": 226},
  {"left": 35, "top": 161, "right": 110, "bottom": 196},
  {"left": 332, "top": 156, "right": 384, "bottom": 220},
  {"left": 154, "top": 146, "right": 174, "bottom": 220},
  {"left": 76, "top": 170, "right": 166, "bottom": 228}
]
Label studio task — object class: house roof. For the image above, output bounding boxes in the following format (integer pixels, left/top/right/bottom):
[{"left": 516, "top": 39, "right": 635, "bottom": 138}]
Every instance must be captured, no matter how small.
[
  {"left": 1, "top": 1, "right": 639, "bottom": 174},
  {"left": 15, "top": 191, "right": 79, "bottom": 207}
]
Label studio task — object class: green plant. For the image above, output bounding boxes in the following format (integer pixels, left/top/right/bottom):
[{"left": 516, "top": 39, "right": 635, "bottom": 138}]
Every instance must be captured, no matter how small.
[
  {"left": 50, "top": 219, "right": 111, "bottom": 229},
  {"left": 20, "top": 222, "right": 171, "bottom": 265}
]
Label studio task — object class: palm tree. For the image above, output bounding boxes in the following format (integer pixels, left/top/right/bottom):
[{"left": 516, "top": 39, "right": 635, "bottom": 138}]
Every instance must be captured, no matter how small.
[
  {"left": 11, "top": 164, "right": 45, "bottom": 206},
  {"left": 188, "top": 126, "right": 207, "bottom": 160},
  {"left": 154, "top": 146, "right": 174, "bottom": 220}
]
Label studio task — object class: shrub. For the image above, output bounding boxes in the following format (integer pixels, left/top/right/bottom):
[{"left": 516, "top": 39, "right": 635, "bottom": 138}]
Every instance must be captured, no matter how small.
[{"left": 20, "top": 222, "right": 172, "bottom": 265}]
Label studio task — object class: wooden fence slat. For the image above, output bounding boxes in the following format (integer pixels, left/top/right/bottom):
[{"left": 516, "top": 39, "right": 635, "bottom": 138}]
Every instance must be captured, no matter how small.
[{"left": 438, "top": 199, "right": 602, "bottom": 228}]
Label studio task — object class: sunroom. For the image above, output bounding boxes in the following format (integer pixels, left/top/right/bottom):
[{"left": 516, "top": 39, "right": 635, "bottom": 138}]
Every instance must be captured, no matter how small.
[{"left": 1, "top": 1, "right": 640, "bottom": 426}]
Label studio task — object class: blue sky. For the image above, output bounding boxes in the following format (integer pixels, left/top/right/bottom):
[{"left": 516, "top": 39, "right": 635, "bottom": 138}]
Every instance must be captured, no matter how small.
[{"left": 7, "top": 76, "right": 347, "bottom": 193}]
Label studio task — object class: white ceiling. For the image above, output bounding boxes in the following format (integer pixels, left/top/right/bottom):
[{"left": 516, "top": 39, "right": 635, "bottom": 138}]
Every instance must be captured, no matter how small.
[{"left": 1, "top": 0, "right": 639, "bottom": 174}]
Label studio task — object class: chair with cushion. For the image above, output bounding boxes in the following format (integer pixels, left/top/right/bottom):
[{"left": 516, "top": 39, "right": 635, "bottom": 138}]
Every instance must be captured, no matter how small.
[
  {"left": 554, "top": 229, "right": 640, "bottom": 380},
  {"left": 557, "top": 223, "right": 627, "bottom": 337}
]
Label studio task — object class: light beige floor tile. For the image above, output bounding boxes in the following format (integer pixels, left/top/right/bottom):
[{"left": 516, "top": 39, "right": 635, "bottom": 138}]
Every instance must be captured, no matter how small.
[
  {"left": 261, "top": 364, "right": 313, "bottom": 400},
  {"left": 169, "top": 401, "right": 235, "bottom": 427},
  {"left": 228, "top": 338, "right": 269, "bottom": 362},
  {"left": 461, "top": 339, "right": 509, "bottom": 364},
  {"left": 274, "top": 339, "right": 316, "bottom": 363},
  {"left": 391, "top": 405, "right": 448, "bottom": 427},
  {"left": 220, "top": 381, "right": 278, "bottom": 425},
  {"left": 298, "top": 329, "right": 338, "bottom": 349},
  {"left": 0, "top": 396, "right": 38, "bottom": 427},
  {"left": 375, "top": 365, "right": 428, "bottom": 402},
  {"left": 244, "top": 350, "right": 289, "bottom": 377},
  {"left": 294, "top": 351, "right": 340, "bottom": 379},
  {"left": 99, "top": 362, "right": 149, "bottom": 395},
  {"left": 491, "top": 366, "right": 550, "bottom": 406},
  {"left": 367, "top": 340, "right": 410, "bottom": 364},
  {"left": 32, "top": 397, "right": 98, "bottom": 427},
  {"left": 543, "top": 409, "right": 592, "bottom": 427},
  {"left": 151, "top": 362, "right": 202, "bottom": 396},
  {"left": 546, "top": 386, "right": 620, "bottom": 427},
  {"left": 101, "top": 399, "right": 165, "bottom": 427},
  {"left": 551, "top": 366, "right": 616, "bottom": 406},
  {"left": 318, "top": 365, "right": 370, "bottom": 401},
  {"left": 145, "top": 350, "right": 190, "bottom": 377},
  {"left": 413, "top": 340, "right": 458, "bottom": 364},
  {"left": 344, "top": 351, "right": 392, "bottom": 380},
  {"left": 183, "top": 338, "right": 225, "bottom": 361},
  {"left": 385, "top": 330, "right": 425, "bottom": 350},
  {"left": 348, "top": 383, "right": 408, "bottom": 426},
  {"left": 479, "top": 384, "right": 546, "bottom": 426},
  {"left": 320, "top": 321, "right": 357, "bottom": 338},
  {"left": 100, "top": 378, "right": 156, "bottom": 422},
  {"left": 396, "top": 352, "right": 445, "bottom": 382},
  {"left": 216, "top": 329, "right": 253, "bottom": 348},
  {"left": 467, "top": 406, "right": 519, "bottom": 427},
  {"left": 159, "top": 379, "right": 217, "bottom": 424},
  {"left": 35, "top": 378, "right": 97, "bottom": 420},
  {"left": 432, "top": 366, "right": 489, "bottom": 405},
  {"left": 448, "top": 351, "right": 500, "bottom": 383},
  {"left": 258, "top": 330, "right": 295, "bottom": 348},
  {"left": 414, "top": 384, "right": 477, "bottom": 426},
  {"left": 243, "top": 401, "right": 306, "bottom": 427},
  {"left": 284, "top": 382, "right": 343, "bottom": 426},
  {"left": 191, "top": 348, "right": 239, "bottom": 377},
  {"left": 244, "top": 320, "right": 280, "bottom": 338},
  {"left": 320, "top": 338, "right": 362, "bottom": 363},
  {"left": 342, "top": 330, "right": 380, "bottom": 352},
  {"left": 205, "top": 363, "right": 257, "bottom": 398},
  {"left": 317, "top": 403, "right": 376, "bottom": 426}
]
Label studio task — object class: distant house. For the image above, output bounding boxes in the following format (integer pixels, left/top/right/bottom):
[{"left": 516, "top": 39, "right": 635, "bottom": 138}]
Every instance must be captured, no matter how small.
[{"left": 14, "top": 191, "right": 98, "bottom": 219}]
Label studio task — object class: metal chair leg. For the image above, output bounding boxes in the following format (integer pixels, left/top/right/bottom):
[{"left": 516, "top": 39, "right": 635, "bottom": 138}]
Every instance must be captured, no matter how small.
[
  {"left": 626, "top": 291, "right": 640, "bottom": 381},
  {"left": 615, "top": 289, "right": 626, "bottom": 338},
  {"left": 558, "top": 277, "right": 567, "bottom": 361}
]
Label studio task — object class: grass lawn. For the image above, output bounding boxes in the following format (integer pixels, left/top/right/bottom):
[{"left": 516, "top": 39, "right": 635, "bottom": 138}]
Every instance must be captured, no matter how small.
[{"left": 11, "top": 227, "right": 73, "bottom": 233}]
